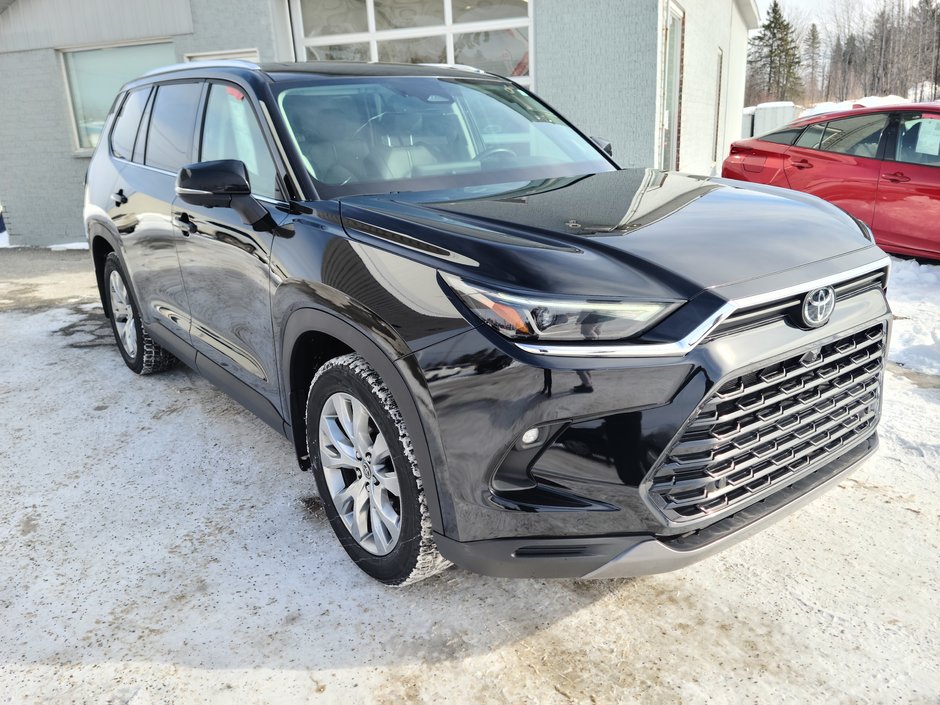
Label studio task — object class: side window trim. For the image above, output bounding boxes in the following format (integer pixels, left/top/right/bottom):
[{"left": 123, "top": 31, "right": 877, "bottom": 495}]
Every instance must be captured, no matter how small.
[
  {"left": 197, "top": 79, "right": 288, "bottom": 202},
  {"left": 131, "top": 86, "right": 155, "bottom": 164}
]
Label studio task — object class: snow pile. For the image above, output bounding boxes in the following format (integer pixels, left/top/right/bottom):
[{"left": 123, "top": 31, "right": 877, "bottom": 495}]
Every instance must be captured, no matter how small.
[
  {"left": 799, "top": 95, "right": 910, "bottom": 118},
  {"left": 887, "top": 256, "right": 940, "bottom": 376}
]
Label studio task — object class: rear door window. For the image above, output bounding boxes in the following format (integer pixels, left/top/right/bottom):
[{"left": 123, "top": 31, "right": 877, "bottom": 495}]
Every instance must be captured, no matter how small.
[
  {"left": 893, "top": 114, "right": 940, "bottom": 167},
  {"left": 109, "top": 87, "right": 151, "bottom": 160},
  {"left": 818, "top": 114, "right": 887, "bottom": 158},
  {"left": 793, "top": 122, "right": 826, "bottom": 150},
  {"left": 145, "top": 82, "right": 203, "bottom": 173}
]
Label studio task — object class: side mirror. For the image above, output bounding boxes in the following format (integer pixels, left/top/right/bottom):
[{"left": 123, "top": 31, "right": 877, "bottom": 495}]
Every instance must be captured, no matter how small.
[
  {"left": 591, "top": 136, "right": 614, "bottom": 157},
  {"left": 176, "top": 159, "right": 270, "bottom": 227}
]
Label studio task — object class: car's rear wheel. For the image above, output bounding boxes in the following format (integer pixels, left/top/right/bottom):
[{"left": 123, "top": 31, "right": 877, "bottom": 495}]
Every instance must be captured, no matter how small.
[
  {"left": 306, "top": 353, "right": 450, "bottom": 586},
  {"left": 103, "top": 253, "right": 175, "bottom": 374}
]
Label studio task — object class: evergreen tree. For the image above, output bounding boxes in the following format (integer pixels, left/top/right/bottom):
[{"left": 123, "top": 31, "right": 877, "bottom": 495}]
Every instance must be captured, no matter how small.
[
  {"left": 747, "top": 1, "right": 802, "bottom": 102},
  {"left": 804, "top": 23, "right": 822, "bottom": 103}
]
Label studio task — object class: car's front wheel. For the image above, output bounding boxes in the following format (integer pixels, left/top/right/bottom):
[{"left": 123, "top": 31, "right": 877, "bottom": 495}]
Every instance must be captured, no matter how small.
[
  {"left": 306, "top": 353, "right": 450, "bottom": 586},
  {"left": 103, "top": 253, "right": 175, "bottom": 374}
]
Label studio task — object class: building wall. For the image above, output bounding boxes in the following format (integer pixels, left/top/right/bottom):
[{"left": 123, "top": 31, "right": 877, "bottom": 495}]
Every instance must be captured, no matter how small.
[
  {"left": 0, "top": 0, "right": 290, "bottom": 246},
  {"left": 654, "top": 0, "right": 756, "bottom": 176},
  {"left": 532, "top": 0, "right": 660, "bottom": 169}
]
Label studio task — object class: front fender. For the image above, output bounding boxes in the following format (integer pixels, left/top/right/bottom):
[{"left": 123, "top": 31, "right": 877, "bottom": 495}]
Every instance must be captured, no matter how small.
[{"left": 279, "top": 304, "right": 452, "bottom": 536}]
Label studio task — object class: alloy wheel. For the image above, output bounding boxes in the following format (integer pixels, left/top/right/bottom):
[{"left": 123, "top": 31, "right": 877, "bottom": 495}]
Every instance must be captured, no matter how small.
[
  {"left": 318, "top": 392, "right": 401, "bottom": 555},
  {"left": 108, "top": 269, "right": 137, "bottom": 359}
]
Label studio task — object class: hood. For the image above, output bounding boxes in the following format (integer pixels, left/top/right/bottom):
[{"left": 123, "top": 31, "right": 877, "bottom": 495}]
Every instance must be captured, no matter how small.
[{"left": 338, "top": 169, "right": 873, "bottom": 300}]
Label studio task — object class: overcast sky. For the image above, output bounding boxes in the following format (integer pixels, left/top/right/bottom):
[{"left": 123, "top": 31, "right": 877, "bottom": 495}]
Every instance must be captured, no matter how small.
[{"left": 755, "top": 0, "right": 879, "bottom": 25}]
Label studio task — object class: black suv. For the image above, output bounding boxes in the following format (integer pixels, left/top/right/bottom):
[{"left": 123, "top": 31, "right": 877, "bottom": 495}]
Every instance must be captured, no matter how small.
[{"left": 85, "top": 60, "right": 891, "bottom": 585}]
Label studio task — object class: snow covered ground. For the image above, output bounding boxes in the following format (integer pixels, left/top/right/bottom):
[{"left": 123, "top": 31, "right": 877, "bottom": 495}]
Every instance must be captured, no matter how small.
[
  {"left": 887, "top": 257, "right": 940, "bottom": 376},
  {"left": 0, "top": 251, "right": 938, "bottom": 704}
]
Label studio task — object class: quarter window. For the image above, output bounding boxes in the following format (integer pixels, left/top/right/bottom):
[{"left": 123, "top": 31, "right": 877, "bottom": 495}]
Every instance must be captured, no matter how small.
[
  {"left": 110, "top": 88, "right": 151, "bottom": 161},
  {"left": 894, "top": 115, "right": 940, "bottom": 167},
  {"left": 759, "top": 127, "right": 804, "bottom": 146},
  {"left": 62, "top": 42, "right": 175, "bottom": 150},
  {"left": 818, "top": 114, "right": 887, "bottom": 158},
  {"left": 200, "top": 84, "right": 280, "bottom": 199},
  {"left": 145, "top": 82, "right": 203, "bottom": 173}
]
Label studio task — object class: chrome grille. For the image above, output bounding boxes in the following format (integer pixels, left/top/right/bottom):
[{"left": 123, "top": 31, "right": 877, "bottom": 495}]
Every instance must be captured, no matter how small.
[
  {"left": 705, "top": 268, "right": 888, "bottom": 340},
  {"left": 646, "top": 324, "right": 886, "bottom": 524}
]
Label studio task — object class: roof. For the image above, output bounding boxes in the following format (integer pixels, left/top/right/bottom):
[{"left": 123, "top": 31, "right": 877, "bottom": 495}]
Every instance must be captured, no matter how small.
[
  {"left": 142, "top": 59, "right": 499, "bottom": 83},
  {"left": 791, "top": 102, "right": 940, "bottom": 126}
]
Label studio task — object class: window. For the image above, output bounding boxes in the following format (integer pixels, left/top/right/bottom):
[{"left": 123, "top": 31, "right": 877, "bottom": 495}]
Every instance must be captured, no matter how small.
[
  {"left": 276, "top": 77, "right": 613, "bottom": 198},
  {"left": 894, "top": 114, "right": 940, "bottom": 167},
  {"left": 759, "top": 127, "right": 804, "bottom": 145},
  {"left": 818, "top": 114, "right": 887, "bottom": 158},
  {"left": 794, "top": 122, "right": 826, "bottom": 149},
  {"left": 712, "top": 49, "right": 723, "bottom": 162},
  {"left": 201, "top": 84, "right": 280, "bottom": 199},
  {"left": 63, "top": 42, "right": 175, "bottom": 150},
  {"left": 145, "top": 82, "right": 203, "bottom": 173},
  {"left": 296, "top": 0, "right": 532, "bottom": 85},
  {"left": 110, "top": 88, "right": 151, "bottom": 160}
]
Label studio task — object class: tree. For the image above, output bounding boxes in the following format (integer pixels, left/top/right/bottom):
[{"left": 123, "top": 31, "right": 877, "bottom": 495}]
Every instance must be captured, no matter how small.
[
  {"left": 803, "top": 23, "right": 822, "bottom": 103},
  {"left": 747, "top": 1, "right": 803, "bottom": 103}
]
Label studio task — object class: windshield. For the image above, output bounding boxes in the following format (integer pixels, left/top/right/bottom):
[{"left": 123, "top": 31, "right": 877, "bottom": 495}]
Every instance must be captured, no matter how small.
[{"left": 276, "top": 77, "right": 615, "bottom": 198}]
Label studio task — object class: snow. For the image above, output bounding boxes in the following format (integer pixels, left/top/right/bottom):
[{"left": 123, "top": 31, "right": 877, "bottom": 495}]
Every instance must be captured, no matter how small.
[
  {"left": 799, "top": 95, "right": 910, "bottom": 118},
  {"left": 887, "top": 256, "right": 940, "bottom": 376},
  {"left": 0, "top": 252, "right": 938, "bottom": 703},
  {"left": 48, "top": 241, "right": 90, "bottom": 251}
]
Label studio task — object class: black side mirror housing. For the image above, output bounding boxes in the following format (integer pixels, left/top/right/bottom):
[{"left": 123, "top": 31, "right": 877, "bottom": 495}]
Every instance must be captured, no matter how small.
[
  {"left": 176, "top": 160, "right": 271, "bottom": 227},
  {"left": 591, "top": 136, "right": 614, "bottom": 157}
]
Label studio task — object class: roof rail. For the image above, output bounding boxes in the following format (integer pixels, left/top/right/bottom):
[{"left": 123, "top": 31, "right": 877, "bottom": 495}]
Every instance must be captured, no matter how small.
[
  {"left": 143, "top": 59, "right": 261, "bottom": 77},
  {"left": 419, "top": 63, "right": 491, "bottom": 76}
]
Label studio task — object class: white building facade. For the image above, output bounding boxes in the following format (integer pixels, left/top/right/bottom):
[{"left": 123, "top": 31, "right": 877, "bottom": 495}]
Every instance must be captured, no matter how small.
[{"left": 0, "top": 0, "right": 758, "bottom": 246}]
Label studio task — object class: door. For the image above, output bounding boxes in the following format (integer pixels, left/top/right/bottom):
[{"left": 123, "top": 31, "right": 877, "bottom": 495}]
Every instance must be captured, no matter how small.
[
  {"left": 173, "top": 81, "right": 286, "bottom": 417},
  {"left": 783, "top": 112, "right": 889, "bottom": 226},
  {"left": 113, "top": 82, "right": 203, "bottom": 347},
  {"left": 873, "top": 112, "right": 940, "bottom": 258},
  {"left": 659, "top": 5, "right": 683, "bottom": 171}
]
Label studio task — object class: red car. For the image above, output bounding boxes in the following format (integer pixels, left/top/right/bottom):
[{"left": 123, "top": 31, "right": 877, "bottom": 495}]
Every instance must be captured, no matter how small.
[{"left": 723, "top": 103, "right": 940, "bottom": 259}]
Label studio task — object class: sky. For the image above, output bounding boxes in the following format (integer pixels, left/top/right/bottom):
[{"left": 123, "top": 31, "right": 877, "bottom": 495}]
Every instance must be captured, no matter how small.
[{"left": 755, "top": 0, "right": 878, "bottom": 24}]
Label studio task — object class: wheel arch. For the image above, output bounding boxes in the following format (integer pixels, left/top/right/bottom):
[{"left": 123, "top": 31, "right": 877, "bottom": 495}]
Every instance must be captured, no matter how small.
[
  {"left": 88, "top": 219, "right": 119, "bottom": 318},
  {"left": 281, "top": 306, "right": 449, "bottom": 535}
]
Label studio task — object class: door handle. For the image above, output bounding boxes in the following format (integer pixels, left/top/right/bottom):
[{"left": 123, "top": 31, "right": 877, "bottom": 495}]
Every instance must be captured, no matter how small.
[
  {"left": 881, "top": 172, "right": 911, "bottom": 183},
  {"left": 111, "top": 189, "right": 128, "bottom": 206},
  {"left": 791, "top": 159, "right": 813, "bottom": 170},
  {"left": 173, "top": 211, "right": 198, "bottom": 235}
]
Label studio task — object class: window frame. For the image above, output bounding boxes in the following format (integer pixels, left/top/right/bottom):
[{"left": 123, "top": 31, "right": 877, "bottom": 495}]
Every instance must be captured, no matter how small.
[
  {"left": 59, "top": 38, "right": 175, "bottom": 156},
  {"left": 290, "top": 0, "right": 534, "bottom": 88},
  {"left": 196, "top": 80, "right": 289, "bottom": 203}
]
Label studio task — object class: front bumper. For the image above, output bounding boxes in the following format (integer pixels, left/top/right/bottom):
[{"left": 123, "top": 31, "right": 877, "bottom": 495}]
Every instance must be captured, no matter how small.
[
  {"left": 412, "top": 257, "right": 891, "bottom": 578},
  {"left": 432, "top": 433, "right": 876, "bottom": 578}
]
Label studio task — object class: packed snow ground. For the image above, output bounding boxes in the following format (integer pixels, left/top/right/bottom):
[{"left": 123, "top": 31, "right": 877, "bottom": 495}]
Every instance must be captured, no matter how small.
[{"left": 0, "top": 251, "right": 938, "bottom": 704}]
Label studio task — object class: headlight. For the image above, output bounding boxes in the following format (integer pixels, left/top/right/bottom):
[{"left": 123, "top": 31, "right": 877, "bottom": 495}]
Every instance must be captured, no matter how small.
[{"left": 441, "top": 273, "right": 677, "bottom": 341}]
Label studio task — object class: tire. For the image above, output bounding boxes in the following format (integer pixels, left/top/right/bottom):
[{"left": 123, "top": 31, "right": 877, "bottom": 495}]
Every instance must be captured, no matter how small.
[
  {"left": 103, "top": 253, "right": 176, "bottom": 375},
  {"left": 306, "top": 354, "right": 450, "bottom": 586}
]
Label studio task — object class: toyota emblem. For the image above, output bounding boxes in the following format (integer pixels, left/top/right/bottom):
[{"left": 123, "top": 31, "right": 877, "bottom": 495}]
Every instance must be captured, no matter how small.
[{"left": 801, "top": 286, "right": 836, "bottom": 328}]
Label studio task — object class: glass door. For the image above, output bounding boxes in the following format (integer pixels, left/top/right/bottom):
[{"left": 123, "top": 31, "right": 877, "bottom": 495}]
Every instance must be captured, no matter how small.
[{"left": 659, "top": 6, "right": 684, "bottom": 170}]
